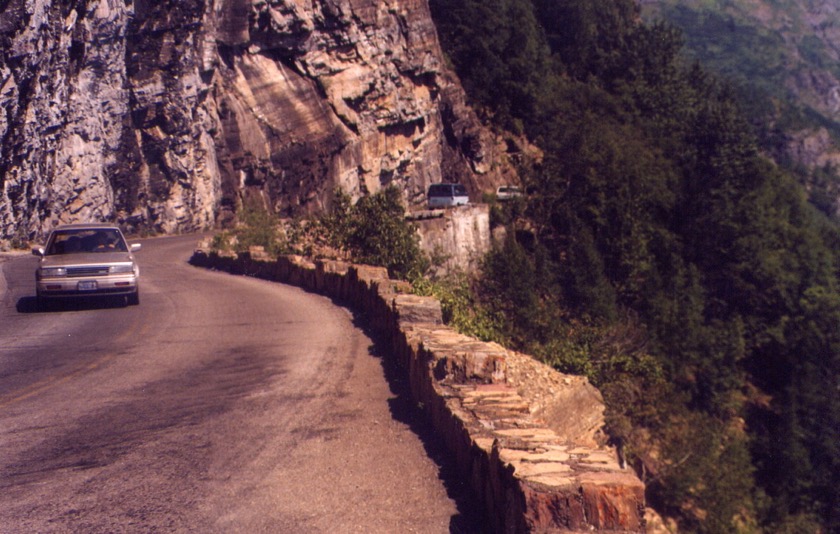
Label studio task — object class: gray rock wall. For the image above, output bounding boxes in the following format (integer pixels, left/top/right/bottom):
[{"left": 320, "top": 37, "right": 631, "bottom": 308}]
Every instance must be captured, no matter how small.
[
  {"left": 413, "top": 204, "right": 492, "bottom": 274},
  {"left": 0, "top": 0, "right": 506, "bottom": 242}
]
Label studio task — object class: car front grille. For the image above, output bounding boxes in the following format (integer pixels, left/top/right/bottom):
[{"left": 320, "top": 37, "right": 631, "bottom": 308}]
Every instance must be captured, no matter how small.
[{"left": 66, "top": 266, "right": 110, "bottom": 277}]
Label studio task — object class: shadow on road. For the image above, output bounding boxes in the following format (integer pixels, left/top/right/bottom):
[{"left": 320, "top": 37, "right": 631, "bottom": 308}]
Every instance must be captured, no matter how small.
[
  {"left": 16, "top": 295, "right": 132, "bottom": 314},
  {"left": 350, "top": 310, "right": 490, "bottom": 534}
]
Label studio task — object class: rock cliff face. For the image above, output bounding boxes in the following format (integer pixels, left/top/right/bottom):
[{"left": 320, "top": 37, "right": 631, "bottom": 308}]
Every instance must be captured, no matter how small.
[{"left": 0, "top": 0, "right": 503, "bottom": 241}]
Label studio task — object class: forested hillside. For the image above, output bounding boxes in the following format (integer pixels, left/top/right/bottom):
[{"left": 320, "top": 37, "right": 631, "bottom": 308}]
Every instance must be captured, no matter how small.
[
  {"left": 640, "top": 0, "right": 840, "bottom": 221},
  {"left": 428, "top": 0, "right": 840, "bottom": 532}
]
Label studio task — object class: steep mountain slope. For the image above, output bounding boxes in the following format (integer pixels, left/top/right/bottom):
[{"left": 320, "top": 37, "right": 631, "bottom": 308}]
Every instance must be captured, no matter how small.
[
  {"left": 0, "top": 0, "right": 508, "bottom": 242},
  {"left": 640, "top": 0, "right": 840, "bottom": 215},
  {"left": 430, "top": 0, "right": 840, "bottom": 531}
]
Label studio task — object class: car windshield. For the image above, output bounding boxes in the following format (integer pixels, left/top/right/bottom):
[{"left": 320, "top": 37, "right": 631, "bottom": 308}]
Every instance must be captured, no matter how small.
[
  {"left": 428, "top": 185, "right": 449, "bottom": 197},
  {"left": 46, "top": 229, "right": 128, "bottom": 255},
  {"left": 428, "top": 184, "right": 467, "bottom": 197}
]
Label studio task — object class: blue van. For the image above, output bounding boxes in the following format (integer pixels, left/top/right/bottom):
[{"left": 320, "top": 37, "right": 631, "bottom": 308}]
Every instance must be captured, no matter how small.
[{"left": 427, "top": 183, "right": 469, "bottom": 209}]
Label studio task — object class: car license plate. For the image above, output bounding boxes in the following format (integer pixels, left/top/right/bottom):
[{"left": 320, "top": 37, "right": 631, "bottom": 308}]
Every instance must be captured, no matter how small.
[{"left": 78, "top": 281, "right": 98, "bottom": 291}]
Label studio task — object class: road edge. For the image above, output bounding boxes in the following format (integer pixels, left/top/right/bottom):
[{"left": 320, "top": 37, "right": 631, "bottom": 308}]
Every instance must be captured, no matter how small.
[{"left": 189, "top": 247, "right": 647, "bottom": 533}]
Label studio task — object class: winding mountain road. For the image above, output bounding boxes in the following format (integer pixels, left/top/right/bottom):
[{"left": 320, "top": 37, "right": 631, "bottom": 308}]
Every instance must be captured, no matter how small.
[{"left": 0, "top": 235, "right": 480, "bottom": 533}]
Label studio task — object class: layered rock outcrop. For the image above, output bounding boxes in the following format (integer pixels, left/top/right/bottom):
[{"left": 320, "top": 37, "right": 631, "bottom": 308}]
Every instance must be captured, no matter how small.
[{"left": 0, "top": 0, "right": 505, "bottom": 242}]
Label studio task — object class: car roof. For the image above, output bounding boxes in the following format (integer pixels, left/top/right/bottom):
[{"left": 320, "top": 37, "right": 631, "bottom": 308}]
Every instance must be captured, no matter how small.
[
  {"left": 428, "top": 183, "right": 466, "bottom": 190},
  {"left": 51, "top": 223, "right": 121, "bottom": 230}
]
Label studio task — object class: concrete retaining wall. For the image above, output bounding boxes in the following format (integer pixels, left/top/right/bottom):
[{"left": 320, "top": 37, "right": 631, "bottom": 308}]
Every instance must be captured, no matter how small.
[
  {"left": 190, "top": 248, "right": 646, "bottom": 533},
  {"left": 411, "top": 205, "right": 492, "bottom": 274}
]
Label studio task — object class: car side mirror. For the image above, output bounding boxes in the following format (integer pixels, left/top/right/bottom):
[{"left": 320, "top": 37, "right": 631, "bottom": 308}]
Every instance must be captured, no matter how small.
[
  {"left": 31, "top": 247, "right": 44, "bottom": 257},
  {"left": 130, "top": 243, "right": 142, "bottom": 252}
]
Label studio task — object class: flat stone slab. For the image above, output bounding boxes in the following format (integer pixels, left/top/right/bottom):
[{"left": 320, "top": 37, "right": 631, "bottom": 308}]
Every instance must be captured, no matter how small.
[{"left": 195, "top": 251, "right": 647, "bottom": 532}]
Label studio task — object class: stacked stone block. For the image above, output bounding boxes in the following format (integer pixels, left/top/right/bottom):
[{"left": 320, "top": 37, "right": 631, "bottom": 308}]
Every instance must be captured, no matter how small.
[{"left": 191, "top": 247, "right": 646, "bottom": 532}]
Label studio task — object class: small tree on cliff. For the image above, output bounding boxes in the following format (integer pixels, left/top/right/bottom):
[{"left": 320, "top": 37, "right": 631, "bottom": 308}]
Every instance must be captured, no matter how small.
[{"left": 322, "top": 187, "right": 429, "bottom": 281}]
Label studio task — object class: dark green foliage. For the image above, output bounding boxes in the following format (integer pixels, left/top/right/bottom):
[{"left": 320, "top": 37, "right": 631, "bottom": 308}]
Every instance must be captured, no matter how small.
[
  {"left": 806, "top": 164, "right": 840, "bottom": 219},
  {"left": 649, "top": 412, "right": 759, "bottom": 533},
  {"left": 412, "top": 273, "right": 505, "bottom": 343},
  {"left": 322, "top": 187, "right": 429, "bottom": 281},
  {"left": 533, "top": 0, "right": 646, "bottom": 83},
  {"left": 644, "top": 1, "right": 840, "bottom": 223},
  {"left": 750, "top": 282, "right": 840, "bottom": 529},
  {"left": 429, "top": 0, "right": 554, "bottom": 131},
  {"left": 430, "top": 0, "right": 840, "bottom": 531},
  {"left": 481, "top": 236, "right": 543, "bottom": 334}
]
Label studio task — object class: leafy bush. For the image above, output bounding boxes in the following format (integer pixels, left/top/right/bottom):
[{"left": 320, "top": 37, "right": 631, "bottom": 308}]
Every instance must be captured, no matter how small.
[
  {"left": 412, "top": 274, "right": 505, "bottom": 342},
  {"left": 236, "top": 200, "right": 283, "bottom": 256},
  {"left": 209, "top": 198, "right": 284, "bottom": 256},
  {"left": 320, "top": 187, "right": 429, "bottom": 280}
]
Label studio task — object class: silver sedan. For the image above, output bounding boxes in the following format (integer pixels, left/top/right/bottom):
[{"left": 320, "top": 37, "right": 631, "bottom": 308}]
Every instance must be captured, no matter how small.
[{"left": 32, "top": 223, "right": 141, "bottom": 308}]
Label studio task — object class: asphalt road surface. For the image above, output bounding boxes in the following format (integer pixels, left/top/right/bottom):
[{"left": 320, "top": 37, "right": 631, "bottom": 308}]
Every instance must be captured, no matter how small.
[{"left": 0, "top": 235, "right": 482, "bottom": 533}]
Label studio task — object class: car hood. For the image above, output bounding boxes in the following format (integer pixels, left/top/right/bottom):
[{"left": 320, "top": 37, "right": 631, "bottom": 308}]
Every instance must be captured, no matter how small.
[{"left": 40, "top": 252, "right": 135, "bottom": 267}]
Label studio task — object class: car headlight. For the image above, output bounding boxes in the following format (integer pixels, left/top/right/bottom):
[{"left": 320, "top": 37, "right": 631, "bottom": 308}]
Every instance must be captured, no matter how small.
[
  {"left": 39, "top": 267, "right": 67, "bottom": 278},
  {"left": 109, "top": 264, "right": 135, "bottom": 274}
]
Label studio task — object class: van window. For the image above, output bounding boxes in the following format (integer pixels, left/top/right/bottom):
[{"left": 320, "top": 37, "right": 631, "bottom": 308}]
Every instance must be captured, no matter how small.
[
  {"left": 428, "top": 184, "right": 451, "bottom": 197},
  {"left": 427, "top": 183, "right": 469, "bottom": 209}
]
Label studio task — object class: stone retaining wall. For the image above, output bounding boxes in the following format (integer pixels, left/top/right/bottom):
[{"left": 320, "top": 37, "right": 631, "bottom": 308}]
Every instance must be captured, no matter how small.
[
  {"left": 190, "top": 249, "right": 646, "bottom": 533},
  {"left": 411, "top": 205, "right": 492, "bottom": 274}
]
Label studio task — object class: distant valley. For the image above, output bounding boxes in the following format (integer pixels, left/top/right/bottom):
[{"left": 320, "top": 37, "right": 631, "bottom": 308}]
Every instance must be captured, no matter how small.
[{"left": 641, "top": 0, "right": 840, "bottom": 217}]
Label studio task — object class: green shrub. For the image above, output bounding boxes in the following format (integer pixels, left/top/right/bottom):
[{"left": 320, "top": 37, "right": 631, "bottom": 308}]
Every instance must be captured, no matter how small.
[
  {"left": 412, "top": 274, "right": 506, "bottom": 342},
  {"left": 320, "top": 187, "right": 429, "bottom": 280},
  {"left": 236, "top": 200, "right": 283, "bottom": 256},
  {"left": 208, "top": 199, "right": 284, "bottom": 257}
]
